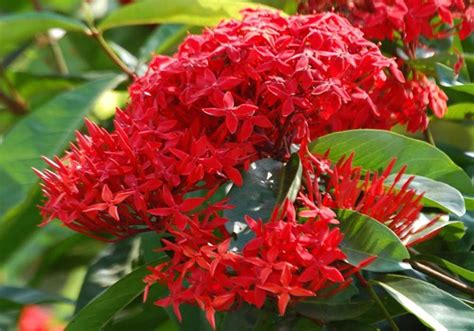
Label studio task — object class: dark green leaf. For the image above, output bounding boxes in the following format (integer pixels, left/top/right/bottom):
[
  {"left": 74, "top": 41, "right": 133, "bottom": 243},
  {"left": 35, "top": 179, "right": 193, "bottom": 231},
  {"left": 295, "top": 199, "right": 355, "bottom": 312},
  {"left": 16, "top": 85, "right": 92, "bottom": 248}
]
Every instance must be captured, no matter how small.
[
  {"left": 0, "top": 12, "right": 88, "bottom": 56},
  {"left": 336, "top": 209, "right": 410, "bottom": 272},
  {"left": 276, "top": 153, "right": 302, "bottom": 204},
  {"left": 310, "top": 129, "right": 473, "bottom": 195},
  {"left": 138, "top": 24, "right": 189, "bottom": 62},
  {"left": 296, "top": 299, "right": 373, "bottom": 321},
  {"left": 386, "top": 174, "right": 466, "bottom": 217},
  {"left": 75, "top": 237, "right": 142, "bottom": 312},
  {"left": 98, "top": 0, "right": 274, "bottom": 31},
  {"left": 0, "top": 74, "right": 125, "bottom": 221},
  {"left": 66, "top": 258, "right": 166, "bottom": 331},
  {"left": 377, "top": 275, "right": 474, "bottom": 330},
  {"left": 224, "top": 158, "right": 282, "bottom": 250}
]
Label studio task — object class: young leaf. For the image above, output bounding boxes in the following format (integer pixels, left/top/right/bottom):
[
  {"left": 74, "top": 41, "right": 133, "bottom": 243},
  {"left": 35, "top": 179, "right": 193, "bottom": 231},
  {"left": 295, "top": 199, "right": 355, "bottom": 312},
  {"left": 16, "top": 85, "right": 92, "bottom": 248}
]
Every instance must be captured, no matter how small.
[
  {"left": 377, "top": 275, "right": 474, "bottom": 331},
  {"left": 0, "top": 74, "right": 125, "bottom": 221},
  {"left": 66, "top": 258, "right": 166, "bottom": 331},
  {"left": 98, "top": 0, "right": 275, "bottom": 31},
  {"left": 310, "top": 129, "right": 473, "bottom": 196},
  {"left": 385, "top": 174, "right": 466, "bottom": 217},
  {"left": 0, "top": 12, "right": 88, "bottom": 56},
  {"left": 336, "top": 209, "right": 410, "bottom": 272}
]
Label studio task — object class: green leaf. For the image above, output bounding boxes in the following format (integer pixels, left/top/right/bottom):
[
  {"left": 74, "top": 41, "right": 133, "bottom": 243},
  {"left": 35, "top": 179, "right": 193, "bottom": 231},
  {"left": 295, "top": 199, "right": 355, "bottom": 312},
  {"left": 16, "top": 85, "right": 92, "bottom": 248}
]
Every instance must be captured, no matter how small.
[
  {"left": 406, "top": 213, "right": 464, "bottom": 246},
  {"left": 0, "top": 74, "right": 125, "bottom": 222},
  {"left": 310, "top": 129, "right": 473, "bottom": 195},
  {"left": 386, "top": 174, "right": 466, "bottom": 217},
  {"left": 377, "top": 275, "right": 474, "bottom": 330},
  {"left": 296, "top": 299, "right": 373, "bottom": 321},
  {"left": 138, "top": 24, "right": 190, "bottom": 62},
  {"left": 66, "top": 258, "right": 166, "bottom": 331},
  {"left": 0, "top": 12, "right": 88, "bottom": 56},
  {"left": 98, "top": 0, "right": 275, "bottom": 31},
  {"left": 413, "top": 254, "right": 474, "bottom": 282},
  {"left": 336, "top": 209, "right": 410, "bottom": 272},
  {"left": 276, "top": 153, "right": 302, "bottom": 204},
  {"left": 75, "top": 237, "right": 142, "bottom": 312},
  {"left": 445, "top": 103, "right": 474, "bottom": 120},
  {"left": 224, "top": 159, "right": 282, "bottom": 250},
  {"left": 0, "top": 286, "right": 72, "bottom": 310},
  {"left": 0, "top": 189, "right": 42, "bottom": 264}
]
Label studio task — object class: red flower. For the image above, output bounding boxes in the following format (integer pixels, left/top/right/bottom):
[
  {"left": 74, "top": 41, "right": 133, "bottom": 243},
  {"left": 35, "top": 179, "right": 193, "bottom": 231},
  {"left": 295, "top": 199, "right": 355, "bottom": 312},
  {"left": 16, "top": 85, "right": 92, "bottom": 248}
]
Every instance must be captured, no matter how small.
[
  {"left": 37, "top": 9, "right": 420, "bottom": 240},
  {"left": 18, "top": 305, "right": 63, "bottom": 331}
]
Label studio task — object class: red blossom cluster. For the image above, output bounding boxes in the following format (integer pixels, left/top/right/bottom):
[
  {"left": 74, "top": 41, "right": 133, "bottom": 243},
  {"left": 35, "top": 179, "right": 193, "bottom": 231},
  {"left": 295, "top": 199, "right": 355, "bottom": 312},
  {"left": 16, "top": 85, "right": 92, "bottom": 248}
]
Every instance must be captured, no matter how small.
[
  {"left": 35, "top": 9, "right": 438, "bottom": 328},
  {"left": 144, "top": 198, "right": 351, "bottom": 329},
  {"left": 144, "top": 149, "right": 430, "bottom": 327},
  {"left": 36, "top": 9, "right": 427, "bottom": 240},
  {"left": 298, "top": 0, "right": 474, "bottom": 42}
]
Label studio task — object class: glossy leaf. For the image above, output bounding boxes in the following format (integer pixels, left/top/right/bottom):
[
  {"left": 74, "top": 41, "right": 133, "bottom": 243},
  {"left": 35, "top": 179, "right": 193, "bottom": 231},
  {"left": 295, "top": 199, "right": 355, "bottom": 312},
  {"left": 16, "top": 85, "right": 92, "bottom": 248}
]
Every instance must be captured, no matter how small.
[
  {"left": 0, "top": 12, "right": 88, "bottom": 56},
  {"left": 377, "top": 275, "right": 474, "bottom": 330},
  {"left": 75, "top": 237, "right": 142, "bottom": 312},
  {"left": 66, "top": 258, "right": 166, "bottom": 331},
  {"left": 445, "top": 103, "right": 474, "bottom": 120},
  {"left": 224, "top": 159, "right": 282, "bottom": 251},
  {"left": 276, "top": 153, "right": 302, "bottom": 204},
  {"left": 336, "top": 209, "right": 410, "bottom": 272},
  {"left": 296, "top": 299, "right": 373, "bottom": 321},
  {"left": 0, "top": 74, "right": 125, "bottom": 221},
  {"left": 310, "top": 129, "right": 473, "bottom": 195},
  {"left": 386, "top": 174, "right": 466, "bottom": 217},
  {"left": 98, "top": 0, "right": 274, "bottom": 31},
  {"left": 405, "top": 213, "right": 464, "bottom": 246}
]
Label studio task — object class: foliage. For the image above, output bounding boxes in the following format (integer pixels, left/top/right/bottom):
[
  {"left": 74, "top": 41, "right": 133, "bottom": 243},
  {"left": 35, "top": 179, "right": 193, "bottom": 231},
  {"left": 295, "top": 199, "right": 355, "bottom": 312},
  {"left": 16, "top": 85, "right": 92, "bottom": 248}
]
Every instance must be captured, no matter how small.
[{"left": 0, "top": 1, "right": 473, "bottom": 331}]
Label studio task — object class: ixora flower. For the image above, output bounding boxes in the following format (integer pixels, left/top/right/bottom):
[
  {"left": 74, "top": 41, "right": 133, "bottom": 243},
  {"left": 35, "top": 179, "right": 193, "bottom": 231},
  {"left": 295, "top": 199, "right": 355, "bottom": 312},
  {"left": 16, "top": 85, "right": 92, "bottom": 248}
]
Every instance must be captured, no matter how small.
[
  {"left": 18, "top": 305, "right": 64, "bottom": 331},
  {"left": 36, "top": 9, "right": 429, "bottom": 239},
  {"left": 298, "top": 0, "right": 474, "bottom": 42},
  {"left": 144, "top": 149, "right": 432, "bottom": 328}
]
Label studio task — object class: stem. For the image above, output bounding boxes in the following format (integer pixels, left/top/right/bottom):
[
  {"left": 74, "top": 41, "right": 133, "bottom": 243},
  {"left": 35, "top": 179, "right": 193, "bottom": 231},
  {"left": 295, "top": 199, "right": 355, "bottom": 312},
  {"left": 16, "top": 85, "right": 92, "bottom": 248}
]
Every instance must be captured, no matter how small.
[
  {"left": 357, "top": 272, "right": 399, "bottom": 331},
  {"left": 90, "top": 29, "right": 135, "bottom": 80},
  {"left": 409, "top": 260, "right": 474, "bottom": 296},
  {"left": 31, "top": 0, "right": 69, "bottom": 74},
  {"left": 0, "top": 67, "right": 27, "bottom": 114},
  {"left": 0, "top": 90, "right": 27, "bottom": 115},
  {"left": 423, "top": 125, "right": 436, "bottom": 145},
  {"left": 48, "top": 35, "right": 69, "bottom": 74}
]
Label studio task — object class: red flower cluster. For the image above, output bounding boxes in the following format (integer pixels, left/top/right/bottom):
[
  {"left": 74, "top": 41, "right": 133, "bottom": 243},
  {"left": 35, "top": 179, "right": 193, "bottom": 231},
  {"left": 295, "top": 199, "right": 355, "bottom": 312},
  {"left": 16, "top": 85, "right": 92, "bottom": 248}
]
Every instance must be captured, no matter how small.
[
  {"left": 144, "top": 149, "right": 430, "bottom": 327},
  {"left": 18, "top": 305, "right": 63, "bottom": 331},
  {"left": 145, "top": 198, "right": 352, "bottom": 329},
  {"left": 299, "top": 149, "right": 434, "bottom": 244},
  {"left": 36, "top": 9, "right": 426, "bottom": 240},
  {"left": 298, "top": 0, "right": 474, "bottom": 42}
]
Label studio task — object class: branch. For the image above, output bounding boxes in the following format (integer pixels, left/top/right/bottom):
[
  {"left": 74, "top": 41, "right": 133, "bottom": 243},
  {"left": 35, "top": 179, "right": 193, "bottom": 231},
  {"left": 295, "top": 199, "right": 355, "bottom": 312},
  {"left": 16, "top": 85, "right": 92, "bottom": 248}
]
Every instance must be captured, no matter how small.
[
  {"left": 90, "top": 29, "right": 135, "bottom": 81},
  {"left": 0, "top": 90, "right": 27, "bottom": 115},
  {"left": 31, "top": 0, "right": 69, "bottom": 74},
  {"left": 408, "top": 260, "right": 474, "bottom": 296}
]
